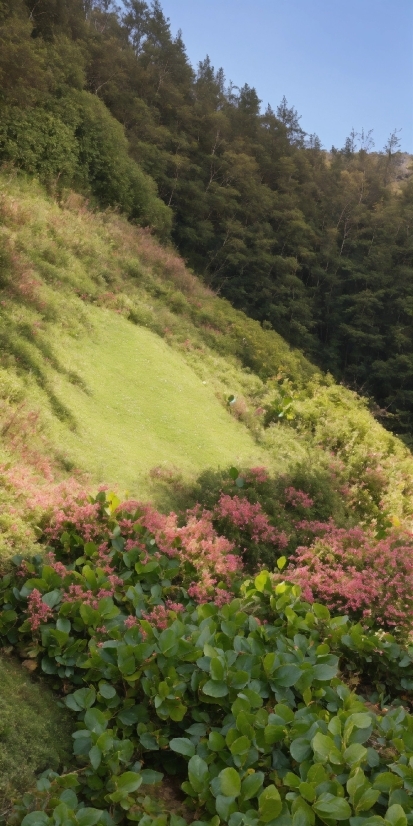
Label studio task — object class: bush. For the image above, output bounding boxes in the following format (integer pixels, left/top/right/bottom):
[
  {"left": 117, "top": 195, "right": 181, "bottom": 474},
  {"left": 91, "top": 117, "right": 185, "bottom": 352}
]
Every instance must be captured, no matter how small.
[
  {"left": 2, "top": 494, "right": 413, "bottom": 826},
  {"left": 285, "top": 522, "right": 413, "bottom": 632}
]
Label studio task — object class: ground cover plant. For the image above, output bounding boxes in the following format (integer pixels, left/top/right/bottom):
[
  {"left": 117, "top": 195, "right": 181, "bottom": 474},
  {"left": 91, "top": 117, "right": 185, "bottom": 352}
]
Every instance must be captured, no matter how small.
[
  {"left": 1, "top": 173, "right": 413, "bottom": 567},
  {"left": 2, "top": 491, "right": 413, "bottom": 826}
]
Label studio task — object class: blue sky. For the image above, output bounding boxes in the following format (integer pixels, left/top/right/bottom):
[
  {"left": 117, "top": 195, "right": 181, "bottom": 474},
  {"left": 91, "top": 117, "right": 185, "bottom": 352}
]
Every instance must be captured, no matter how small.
[{"left": 159, "top": 0, "right": 413, "bottom": 153}]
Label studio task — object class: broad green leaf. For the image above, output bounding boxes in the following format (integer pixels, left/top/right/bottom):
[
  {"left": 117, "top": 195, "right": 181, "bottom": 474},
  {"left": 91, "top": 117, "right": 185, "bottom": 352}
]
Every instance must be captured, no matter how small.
[
  {"left": 76, "top": 808, "right": 104, "bottom": 826},
  {"left": 115, "top": 772, "right": 142, "bottom": 793},
  {"left": 84, "top": 708, "right": 107, "bottom": 735},
  {"left": 89, "top": 745, "right": 102, "bottom": 770},
  {"left": 188, "top": 756, "right": 209, "bottom": 794},
  {"left": 355, "top": 789, "right": 381, "bottom": 813},
  {"left": 312, "top": 732, "right": 343, "bottom": 765},
  {"left": 258, "top": 785, "right": 282, "bottom": 823},
  {"left": 158, "top": 628, "right": 178, "bottom": 656},
  {"left": 230, "top": 735, "right": 250, "bottom": 756},
  {"left": 373, "top": 774, "right": 402, "bottom": 793},
  {"left": 273, "top": 665, "right": 301, "bottom": 687},
  {"left": 241, "top": 772, "right": 265, "bottom": 800},
  {"left": 219, "top": 768, "right": 241, "bottom": 797},
  {"left": 141, "top": 770, "right": 164, "bottom": 784},
  {"left": 21, "top": 814, "right": 49, "bottom": 826},
  {"left": 210, "top": 657, "right": 225, "bottom": 681},
  {"left": 208, "top": 732, "right": 226, "bottom": 751},
  {"left": 202, "top": 680, "right": 228, "bottom": 697},
  {"left": 98, "top": 682, "right": 116, "bottom": 699},
  {"left": 313, "top": 794, "right": 352, "bottom": 821},
  {"left": 290, "top": 738, "right": 312, "bottom": 762},
  {"left": 312, "top": 663, "right": 338, "bottom": 681},
  {"left": 215, "top": 795, "right": 237, "bottom": 821},
  {"left": 169, "top": 738, "right": 196, "bottom": 757},
  {"left": 254, "top": 571, "right": 271, "bottom": 593},
  {"left": 344, "top": 743, "right": 367, "bottom": 767},
  {"left": 385, "top": 805, "right": 407, "bottom": 826}
]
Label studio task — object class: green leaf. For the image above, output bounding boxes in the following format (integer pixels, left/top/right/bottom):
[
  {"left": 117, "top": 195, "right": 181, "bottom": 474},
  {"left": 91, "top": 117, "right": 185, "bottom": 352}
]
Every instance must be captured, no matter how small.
[
  {"left": 219, "top": 768, "right": 241, "bottom": 797},
  {"left": 312, "top": 732, "right": 343, "bottom": 765},
  {"left": 255, "top": 571, "right": 271, "bottom": 593},
  {"left": 273, "top": 665, "right": 301, "bottom": 687},
  {"left": 241, "top": 772, "right": 264, "bottom": 800},
  {"left": 158, "top": 628, "right": 178, "bottom": 657},
  {"left": 99, "top": 682, "right": 116, "bottom": 699},
  {"left": 74, "top": 687, "right": 96, "bottom": 710},
  {"left": 290, "top": 738, "right": 312, "bottom": 762},
  {"left": 84, "top": 708, "right": 107, "bottom": 735},
  {"left": 56, "top": 617, "right": 71, "bottom": 633},
  {"left": 202, "top": 680, "right": 228, "bottom": 697},
  {"left": 355, "top": 789, "right": 381, "bottom": 813},
  {"left": 313, "top": 794, "right": 352, "bottom": 821},
  {"left": 230, "top": 735, "right": 251, "bottom": 756},
  {"left": 229, "top": 467, "right": 239, "bottom": 480},
  {"left": 115, "top": 772, "right": 143, "bottom": 794},
  {"left": 373, "top": 773, "right": 402, "bottom": 793},
  {"left": 208, "top": 732, "right": 226, "bottom": 751},
  {"left": 169, "top": 738, "right": 196, "bottom": 758},
  {"left": 344, "top": 743, "right": 367, "bottom": 767},
  {"left": 264, "top": 723, "right": 285, "bottom": 746},
  {"left": 21, "top": 814, "right": 49, "bottom": 826},
  {"left": 188, "top": 756, "right": 209, "bottom": 794},
  {"left": 258, "top": 785, "right": 282, "bottom": 823},
  {"left": 89, "top": 745, "right": 102, "bottom": 770},
  {"left": 312, "top": 663, "right": 338, "bottom": 681},
  {"left": 210, "top": 657, "right": 225, "bottom": 681},
  {"left": 42, "top": 589, "right": 62, "bottom": 608},
  {"left": 215, "top": 795, "right": 237, "bottom": 821},
  {"left": 76, "top": 808, "right": 104, "bottom": 826},
  {"left": 141, "top": 770, "right": 164, "bottom": 784},
  {"left": 385, "top": 805, "right": 407, "bottom": 826}
]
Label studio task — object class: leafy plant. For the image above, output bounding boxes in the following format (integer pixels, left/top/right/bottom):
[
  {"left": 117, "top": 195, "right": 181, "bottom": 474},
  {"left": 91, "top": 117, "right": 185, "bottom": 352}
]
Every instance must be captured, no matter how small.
[{"left": 1, "top": 494, "right": 413, "bottom": 826}]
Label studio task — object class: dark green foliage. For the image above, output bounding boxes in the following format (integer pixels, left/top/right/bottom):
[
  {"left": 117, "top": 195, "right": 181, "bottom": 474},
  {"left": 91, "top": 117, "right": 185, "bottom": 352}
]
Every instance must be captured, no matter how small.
[{"left": 1, "top": 499, "right": 413, "bottom": 825}]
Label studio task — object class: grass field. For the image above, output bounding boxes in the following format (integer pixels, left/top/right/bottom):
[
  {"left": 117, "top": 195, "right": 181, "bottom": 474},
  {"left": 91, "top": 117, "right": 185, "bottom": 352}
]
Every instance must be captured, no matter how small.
[{"left": 42, "top": 305, "right": 271, "bottom": 495}]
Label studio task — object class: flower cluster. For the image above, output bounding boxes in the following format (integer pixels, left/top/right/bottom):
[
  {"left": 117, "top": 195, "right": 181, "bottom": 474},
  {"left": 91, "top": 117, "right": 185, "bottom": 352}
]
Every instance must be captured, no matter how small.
[
  {"left": 215, "top": 494, "right": 287, "bottom": 547},
  {"left": 26, "top": 588, "right": 53, "bottom": 631},
  {"left": 286, "top": 524, "right": 413, "bottom": 630}
]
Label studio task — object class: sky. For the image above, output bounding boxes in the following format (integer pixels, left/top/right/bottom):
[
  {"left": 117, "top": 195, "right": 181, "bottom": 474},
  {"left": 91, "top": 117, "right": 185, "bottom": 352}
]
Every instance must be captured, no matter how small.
[{"left": 158, "top": 0, "right": 413, "bottom": 154}]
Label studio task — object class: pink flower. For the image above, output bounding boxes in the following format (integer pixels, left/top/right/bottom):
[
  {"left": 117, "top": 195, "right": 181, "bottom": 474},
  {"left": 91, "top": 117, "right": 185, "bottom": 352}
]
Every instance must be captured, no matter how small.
[{"left": 26, "top": 588, "right": 53, "bottom": 632}]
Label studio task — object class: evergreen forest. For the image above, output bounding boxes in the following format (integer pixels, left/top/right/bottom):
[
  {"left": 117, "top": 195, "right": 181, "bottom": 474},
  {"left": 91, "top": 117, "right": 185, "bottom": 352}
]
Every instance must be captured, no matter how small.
[{"left": 1, "top": 0, "right": 412, "bottom": 439}]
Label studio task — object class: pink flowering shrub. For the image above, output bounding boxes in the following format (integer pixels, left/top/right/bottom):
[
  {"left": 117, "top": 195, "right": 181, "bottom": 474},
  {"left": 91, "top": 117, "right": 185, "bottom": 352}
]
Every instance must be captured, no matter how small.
[
  {"left": 285, "top": 523, "right": 413, "bottom": 631},
  {"left": 26, "top": 588, "right": 53, "bottom": 631},
  {"left": 116, "top": 502, "right": 243, "bottom": 603}
]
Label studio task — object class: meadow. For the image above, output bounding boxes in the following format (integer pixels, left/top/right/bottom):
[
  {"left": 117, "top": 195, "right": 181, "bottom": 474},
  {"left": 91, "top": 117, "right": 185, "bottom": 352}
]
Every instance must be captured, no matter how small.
[{"left": 1, "top": 173, "right": 413, "bottom": 825}]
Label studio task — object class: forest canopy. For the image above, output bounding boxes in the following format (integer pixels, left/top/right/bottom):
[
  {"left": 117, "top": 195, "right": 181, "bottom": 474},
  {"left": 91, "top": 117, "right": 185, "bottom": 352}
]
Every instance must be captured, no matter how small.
[{"left": 1, "top": 0, "right": 412, "bottom": 439}]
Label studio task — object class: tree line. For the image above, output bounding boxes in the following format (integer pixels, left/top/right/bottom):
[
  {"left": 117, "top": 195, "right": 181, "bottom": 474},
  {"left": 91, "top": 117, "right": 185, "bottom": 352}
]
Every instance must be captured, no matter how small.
[{"left": 1, "top": 0, "right": 412, "bottom": 439}]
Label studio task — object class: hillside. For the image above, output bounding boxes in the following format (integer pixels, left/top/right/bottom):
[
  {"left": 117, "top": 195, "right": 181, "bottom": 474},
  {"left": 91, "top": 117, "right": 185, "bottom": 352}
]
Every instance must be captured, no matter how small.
[
  {"left": 1, "top": 0, "right": 412, "bottom": 439},
  {"left": 2, "top": 175, "right": 413, "bottom": 825},
  {"left": 1, "top": 172, "right": 413, "bottom": 563}
]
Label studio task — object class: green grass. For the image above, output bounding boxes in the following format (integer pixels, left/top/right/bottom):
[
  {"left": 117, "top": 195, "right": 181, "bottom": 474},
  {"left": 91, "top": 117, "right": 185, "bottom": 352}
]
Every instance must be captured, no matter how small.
[
  {"left": 42, "top": 305, "right": 272, "bottom": 494},
  {"left": 0, "top": 656, "right": 73, "bottom": 816}
]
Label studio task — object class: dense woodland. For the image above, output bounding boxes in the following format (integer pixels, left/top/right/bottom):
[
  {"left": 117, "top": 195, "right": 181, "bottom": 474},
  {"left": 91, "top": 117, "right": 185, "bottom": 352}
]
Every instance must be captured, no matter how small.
[{"left": 1, "top": 0, "right": 412, "bottom": 439}]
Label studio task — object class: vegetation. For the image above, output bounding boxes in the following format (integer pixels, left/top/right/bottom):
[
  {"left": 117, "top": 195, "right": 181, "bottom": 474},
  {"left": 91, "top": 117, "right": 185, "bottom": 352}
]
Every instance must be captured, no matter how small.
[
  {"left": 0, "top": 0, "right": 412, "bottom": 437},
  {"left": 1, "top": 492, "right": 413, "bottom": 826},
  {"left": 1, "top": 5, "right": 413, "bottom": 822},
  {"left": 0, "top": 655, "right": 73, "bottom": 814}
]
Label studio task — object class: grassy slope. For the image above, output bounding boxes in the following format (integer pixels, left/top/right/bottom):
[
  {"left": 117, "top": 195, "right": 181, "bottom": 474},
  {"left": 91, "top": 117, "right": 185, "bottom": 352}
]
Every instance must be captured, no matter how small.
[
  {"left": 0, "top": 656, "right": 73, "bottom": 816},
  {"left": 2, "top": 173, "right": 413, "bottom": 812},
  {"left": 45, "top": 306, "right": 269, "bottom": 491}
]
